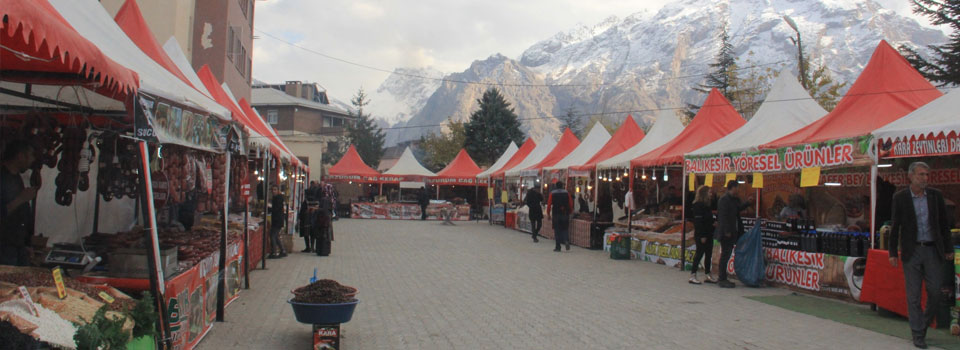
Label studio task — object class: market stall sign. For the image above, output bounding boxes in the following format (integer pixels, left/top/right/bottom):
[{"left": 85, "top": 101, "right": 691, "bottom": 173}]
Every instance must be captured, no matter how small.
[
  {"left": 428, "top": 177, "right": 477, "bottom": 185},
  {"left": 152, "top": 172, "right": 170, "bottom": 207},
  {"left": 17, "top": 286, "right": 39, "bottom": 316},
  {"left": 98, "top": 291, "right": 115, "bottom": 304},
  {"left": 134, "top": 95, "right": 159, "bottom": 142},
  {"left": 688, "top": 173, "right": 695, "bottom": 191},
  {"left": 704, "top": 174, "right": 714, "bottom": 187},
  {"left": 51, "top": 267, "right": 66, "bottom": 299},
  {"left": 141, "top": 94, "right": 225, "bottom": 151},
  {"left": 752, "top": 173, "right": 764, "bottom": 188},
  {"left": 879, "top": 132, "right": 960, "bottom": 158},
  {"left": 684, "top": 137, "right": 872, "bottom": 174},
  {"left": 800, "top": 167, "right": 821, "bottom": 187}
]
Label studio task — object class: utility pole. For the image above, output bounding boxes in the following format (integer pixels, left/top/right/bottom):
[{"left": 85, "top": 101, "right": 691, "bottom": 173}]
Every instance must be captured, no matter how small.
[{"left": 783, "top": 15, "right": 807, "bottom": 89}]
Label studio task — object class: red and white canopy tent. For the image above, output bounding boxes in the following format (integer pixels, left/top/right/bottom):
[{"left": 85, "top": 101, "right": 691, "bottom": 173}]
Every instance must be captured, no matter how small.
[
  {"left": 631, "top": 89, "right": 746, "bottom": 169},
  {"left": 569, "top": 115, "right": 646, "bottom": 176},
  {"left": 597, "top": 109, "right": 685, "bottom": 171},
  {"left": 0, "top": 0, "right": 139, "bottom": 110},
  {"left": 757, "top": 40, "right": 942, "bottom": 244},
  {"left": 508, "top": 128, "right": 581, "bottom": 179},
  {"left": 873, "top": 88, "right": 960, "bottom": 159},
  {"left": 543, "top": 122, "right": 612, "bottom": 178},
  {"left": 478, "top": 138, "right": 537, "bottom": 180},
  {"left": 325, "top": 145, "right": 380, "bottom": 182},
  {"left": 431, "top": 149, "right": 486, "bottom": 186}
]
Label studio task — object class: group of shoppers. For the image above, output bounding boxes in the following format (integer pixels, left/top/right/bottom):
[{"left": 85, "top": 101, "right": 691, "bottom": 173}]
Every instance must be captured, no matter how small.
[
  {"left": 683, "top": 161, "right": 950, "bottom": 349},
  {"left": 523, "top": 181, "right": 575, "bottom": 252}
]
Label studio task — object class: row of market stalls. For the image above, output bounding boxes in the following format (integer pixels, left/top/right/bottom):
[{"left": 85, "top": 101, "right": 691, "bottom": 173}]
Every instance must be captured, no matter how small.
[
  {"left": 1, "top": 0, "right": 307, "bottom": 348},
  {"left": 473, "top": 40, "right": 956, "bottom": 314}
]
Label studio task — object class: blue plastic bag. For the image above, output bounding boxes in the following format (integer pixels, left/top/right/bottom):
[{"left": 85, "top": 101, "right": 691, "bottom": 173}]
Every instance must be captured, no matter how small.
[{"left": 734, "top": 223, "right": 765, "bottom": 287}]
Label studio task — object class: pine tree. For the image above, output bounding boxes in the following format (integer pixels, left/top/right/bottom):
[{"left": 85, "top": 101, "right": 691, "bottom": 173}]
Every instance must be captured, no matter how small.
[
  {"left": 899, "top": 0, "right": 960, "bottom": 86},
  {"left": 686, "top": 22, "right": 739, "bottom": 119},
  {"left": 464, "top": 88, "right": 525, "bottom": 166},
  {"left": 558, "top": 106, "right": 584, "bottom": 138},
  {"left": 419, "top": 118, "right": 468, "bottom": 172},
  {"left": 344, "top": 88, "right": 385, "bottom": 167}
]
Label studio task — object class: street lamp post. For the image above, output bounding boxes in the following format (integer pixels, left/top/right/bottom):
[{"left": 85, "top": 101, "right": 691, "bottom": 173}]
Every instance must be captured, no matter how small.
[{"left": 783, "top": 15, "right": 807, "bottom": 89}]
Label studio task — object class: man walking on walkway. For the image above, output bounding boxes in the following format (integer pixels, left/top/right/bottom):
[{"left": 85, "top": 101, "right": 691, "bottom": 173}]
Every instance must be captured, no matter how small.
[
  {"left": 525, "top": 187, "right": 544, "bottom": 242},
  {"left": 889, "top": 161, "right": 952, "bottom": 349},
  {"left": 715, "top": 180, "right": 751, "bottom": 288},
  {"left": 547, "top": 182, "right": 573, "bottom": 252},
  {"left": 268, "top": 185, "right": 287, "bottom": 259},
  {"left": 418, "top": 186, "right": 430, "bottom": 220}
]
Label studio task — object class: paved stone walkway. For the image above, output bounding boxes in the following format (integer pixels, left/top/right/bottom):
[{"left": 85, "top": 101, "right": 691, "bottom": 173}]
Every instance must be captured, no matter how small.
[{"left": 196, "top": 219, "right": 927, "bottom": 349}]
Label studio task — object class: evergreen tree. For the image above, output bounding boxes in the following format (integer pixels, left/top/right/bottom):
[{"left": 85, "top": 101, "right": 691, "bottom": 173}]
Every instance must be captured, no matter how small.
[
  {"left": 464, "top": 88, "right": 525, "bottom": 166},
  {"left": 344, "top": 88, "right": 385, "bottom": 167},
  {"left": 419, "top": 118, "right": 468, "bottom": 172},
  {"left": 321, "top": 136, "right": 348, "bottom": 169},
  {"left": 802, "top": 62, "right": 845, "bottom": 111},
  {"left": 899, "top": 0, "right": 960, "bottom": 86},
  {"left": 686, "top": 22, "right": 739, "bottom": 119},
  {"left": 558, "top": 106, "right": 584, "bottom": 138}
]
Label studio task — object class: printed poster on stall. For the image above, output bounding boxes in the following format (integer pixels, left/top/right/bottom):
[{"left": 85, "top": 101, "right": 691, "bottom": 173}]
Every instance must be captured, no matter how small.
[
  {"left": 350, "top": 203, "right": 470, "bottom": 220},
  {"left": 713, "top": 246, "right": 865, "bottom": 301},
  {"left": 879, "top": 132, "right": 960, "bottom": 158},
  {"left": 165, "top": 242, "right": 244, "bottom": 350}
]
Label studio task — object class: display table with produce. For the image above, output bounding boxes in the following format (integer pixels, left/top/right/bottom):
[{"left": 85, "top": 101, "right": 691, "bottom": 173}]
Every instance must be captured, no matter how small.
[
  {"left": 0, "top": 266, "right": 159, "bottom": 350},
  {"left": 74, "top": 217, "right": 246, "bottom": 350},
  {"left": 350, "top": 202, "right": 471, "bottom": 220}
]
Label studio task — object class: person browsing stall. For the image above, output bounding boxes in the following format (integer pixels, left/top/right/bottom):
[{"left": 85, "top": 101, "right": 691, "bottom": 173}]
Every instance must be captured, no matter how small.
[
  {"left": 715, "top": 180, "right": 752, "bottom": 288},
  {"left": 546, "top": 182, "right": 574, "bottom": 252},
  {"left": 888, "top": 162, "right": 952, "bottom": 349},
  {"left": 0, "top": 141, "right": 36, "bottom": 266},
  {"left": 267, "top": 185, "right": 287, "bottom": 259},
  {"left": 688, "top": 185, "right": 717, "bottom": 285},
  {"left": 524, "top": 187, "right": 544, "bottom": 243}
]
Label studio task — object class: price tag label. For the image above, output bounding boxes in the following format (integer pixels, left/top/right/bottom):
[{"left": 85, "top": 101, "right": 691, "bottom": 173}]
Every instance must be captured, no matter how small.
[
  {"left": 51, "top": 267, "right": 67, "bottom": 299},
  {"left": 752, "top": 173, "right": 764, "bottom": 189},
  {"left": 98, "top": 291, "right": 115, "bottom": 304},
  {"left": 688, "top": 173, "right": 696, "bottom": 192},
  {"left": 725, "top": 173, "right": 737, "bottom": 185},
  {"left": 800, "top": 167, "right": 821, "bottom": 187},
  {"left": 17, "top": 286, "right": 39, "bottom": 316}
]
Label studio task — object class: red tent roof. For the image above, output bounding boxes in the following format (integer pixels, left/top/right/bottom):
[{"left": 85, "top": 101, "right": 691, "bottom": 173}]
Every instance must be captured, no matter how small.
[
  {"left": 632, "top": 89, "right": 745, "bottom": 167},
  {"left": 0, "top": 0, "right": 138, "bottom": 98},
  {"left": 571, "top": 115, "right": 645, "bottom": 171},
  {"left": 113, "top": 0, "right": 195, "bottom": 90},
  {"left": 435, "top": 149, "right": 483, "bottom": 178},
  {"left": 491, "top": 138, "right": 537, "bottom": 178},
  {"left": 327, "top": 145, "right": 380, "bottom": 180},
  {"left": 762, "top": 40, "right": 942, "bottom": 149},
  {"left": 238, "top": 98, "right": 300, "bottom": 165},
  {"left": 432, "top": 149, "right": 485, "bottom": 185},
  {"left": 526, "top": 128, "right": 581, "bottom": 170}
]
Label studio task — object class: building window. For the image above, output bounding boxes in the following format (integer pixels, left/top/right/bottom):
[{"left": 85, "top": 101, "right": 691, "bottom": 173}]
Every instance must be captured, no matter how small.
[
  {"left": 323, "top": 116, "right": 343, "bottom": 128},
  {"left": 227, "top": 27, "right": 235, "bottom": 62},
  {"left": 267, "top": 110, "right": 278, "bottom": 124},
  {"left": 239, "top": 0, "right": 249, "bottom": 17}
]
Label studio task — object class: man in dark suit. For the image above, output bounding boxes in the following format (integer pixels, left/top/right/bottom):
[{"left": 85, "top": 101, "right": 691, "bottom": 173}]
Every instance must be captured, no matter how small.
[
  {"left": 715, "top": 180, "right": 751, "bottom": 288},
  {"left": 547, "top": 182, "right": 574, "bottom": 252},
  {"left": 524, "top": 187, "right": 544, "bottom": 243},
  {"left": 888, "top": 161, "right": 953, "bottom": 349}
]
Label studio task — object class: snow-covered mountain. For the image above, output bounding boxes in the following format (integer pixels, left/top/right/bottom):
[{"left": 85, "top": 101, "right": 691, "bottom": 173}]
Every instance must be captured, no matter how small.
[{"left": 384, "top": 0, "right": 946, "bottom": 145}]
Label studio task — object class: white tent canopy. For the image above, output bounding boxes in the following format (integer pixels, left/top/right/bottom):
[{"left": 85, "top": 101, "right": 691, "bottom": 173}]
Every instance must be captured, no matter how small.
[
  {"left": 477, "top": 142, "right": 519, "bottom": 179},
  {"left": 384, "top": 147, "right": 436, "bottom": 177},
  {"left": 597, "top": 110, "right": 684, "bottom": 170},
  {"left": 50, "top": 0, "right": 230, "bottom": 121},
  {"left": 687, "top": 73, "right": 827, "bottom": 157},
  {"left": 162, "top": 37, "right": 212, "bottom": 98},
  {"left": 873, "top": 87, "right": 960, "bottom": 142},
  {"left": 544, "top": 122, "right": 612, "bottom": 171},
  {"left": 505, "top": 137, "right": 558, "bottom": 177}
]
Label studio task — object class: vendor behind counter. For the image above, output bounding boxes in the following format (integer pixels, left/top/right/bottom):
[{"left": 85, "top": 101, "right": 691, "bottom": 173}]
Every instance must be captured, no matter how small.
[{"left": 1, "top": 141, "right": 37, "bottom": 266}]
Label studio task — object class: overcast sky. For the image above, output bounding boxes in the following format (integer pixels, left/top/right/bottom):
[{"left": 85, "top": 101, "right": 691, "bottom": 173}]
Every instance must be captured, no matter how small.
[{"left": 251, "top": 0, "right": 937, "bottom": 105}]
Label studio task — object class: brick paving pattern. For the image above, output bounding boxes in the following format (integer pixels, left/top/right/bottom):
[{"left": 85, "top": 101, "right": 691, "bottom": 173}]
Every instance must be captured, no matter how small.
[{"left": 196, "top": 219, "right": 922, "bottom": 350}]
